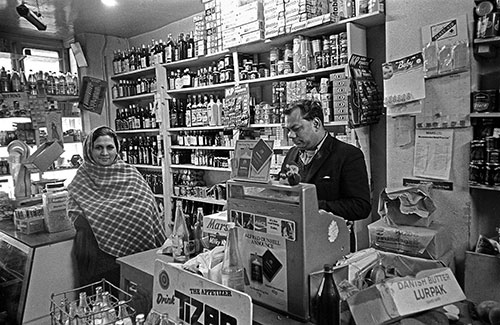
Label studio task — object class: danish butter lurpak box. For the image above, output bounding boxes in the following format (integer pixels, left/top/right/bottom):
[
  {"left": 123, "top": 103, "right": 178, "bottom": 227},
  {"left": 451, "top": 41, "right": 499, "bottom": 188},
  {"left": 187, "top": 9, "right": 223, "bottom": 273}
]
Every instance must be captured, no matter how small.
[{"left": 347, "top": 267, "right": 465, "bottom": 324}]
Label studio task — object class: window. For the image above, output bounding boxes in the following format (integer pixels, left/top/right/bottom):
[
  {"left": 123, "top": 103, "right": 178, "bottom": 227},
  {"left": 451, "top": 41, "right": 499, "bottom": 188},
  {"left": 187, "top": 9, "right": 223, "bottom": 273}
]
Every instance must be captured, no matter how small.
[
  {"left": 22, "top": 48, "right": 61, "bottom": 75},
  {"left": 0, "top": 52, "right": 13, "bottom": 71}
]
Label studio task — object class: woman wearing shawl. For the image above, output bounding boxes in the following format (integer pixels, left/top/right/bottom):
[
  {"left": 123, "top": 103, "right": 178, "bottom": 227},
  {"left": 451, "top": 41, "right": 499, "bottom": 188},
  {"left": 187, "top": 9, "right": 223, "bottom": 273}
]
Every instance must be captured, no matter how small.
[{"left": 67, "top": 126, "right": 167, "bottom": 288}]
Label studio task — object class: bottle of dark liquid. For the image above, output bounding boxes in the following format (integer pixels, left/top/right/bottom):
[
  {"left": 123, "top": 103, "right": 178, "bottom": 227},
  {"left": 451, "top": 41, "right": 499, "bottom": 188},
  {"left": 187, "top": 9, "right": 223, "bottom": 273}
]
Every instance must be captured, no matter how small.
[{"left": 316, "top": 264, "right": 340, "bottom": 325}]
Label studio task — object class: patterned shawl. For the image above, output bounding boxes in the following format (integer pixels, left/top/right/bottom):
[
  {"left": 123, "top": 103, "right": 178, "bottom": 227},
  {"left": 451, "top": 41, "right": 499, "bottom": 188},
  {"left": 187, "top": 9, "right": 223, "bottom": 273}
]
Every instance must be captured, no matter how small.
[{"left": 67, "top": 127, "right": 167, "bottom": 257}]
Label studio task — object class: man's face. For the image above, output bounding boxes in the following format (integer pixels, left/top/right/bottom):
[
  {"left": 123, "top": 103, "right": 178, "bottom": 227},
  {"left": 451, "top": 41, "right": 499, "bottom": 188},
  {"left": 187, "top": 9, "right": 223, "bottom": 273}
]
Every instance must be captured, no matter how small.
[{"left": 284, "top": 108, "right": 318, "bottom": 150}]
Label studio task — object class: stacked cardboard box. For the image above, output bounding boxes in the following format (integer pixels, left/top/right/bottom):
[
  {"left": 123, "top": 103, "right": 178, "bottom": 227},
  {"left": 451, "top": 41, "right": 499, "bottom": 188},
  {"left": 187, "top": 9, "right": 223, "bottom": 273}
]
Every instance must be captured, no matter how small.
[
  {"left": 193, "top": 14, "right": 206, "bottom": 56},
  {"left": 263, "top": 0, "right": 285, "bottom": 38},
  {"left": 203, "top": 0, "right": 224, "bottom": 54},
  {"left": 221, "top": 1, "right": 265, "bottom": 48},
  {"left": 330, "top": 71, "right": 350, "bottom": 123}
]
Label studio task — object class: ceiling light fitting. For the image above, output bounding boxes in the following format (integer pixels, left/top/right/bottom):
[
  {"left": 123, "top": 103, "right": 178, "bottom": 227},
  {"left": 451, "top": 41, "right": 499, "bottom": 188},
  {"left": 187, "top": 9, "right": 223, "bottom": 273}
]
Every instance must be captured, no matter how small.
[{"left": 16, "top": 2, "right": 47, "bottom": 31}]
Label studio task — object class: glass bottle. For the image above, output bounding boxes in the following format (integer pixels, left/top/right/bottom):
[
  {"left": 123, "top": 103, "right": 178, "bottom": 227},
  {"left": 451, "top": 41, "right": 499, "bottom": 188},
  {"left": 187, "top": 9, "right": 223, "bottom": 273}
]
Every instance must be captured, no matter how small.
[
  {"left": 65, "top": 301, "right": 79, "bottom": 325},
  {"left": 77, "top": 291, "right": 91, "bottom": 322},
  {"left": 194, "top": 207, "right": 204, "bottom": 254},
  {"left": 91, "top": 286, "right": 103, "bottom": 324},
  {"left": 117, "top": 301, "right": 133, "bottom": 325},
  {"left": 172, "top": 200, "right": 190, "bottom": 263},
  {"left": 101, "top": 291, "right": 117, "bottom": 323},
  {"left": 135, "top": 314, "right": 146, "bottom": 325},
  {"left": 220, "top": 222, "right": 245, "bottom": 291},
  {"left": 316, "top": 264, "right": 340, "bottom": 325}
]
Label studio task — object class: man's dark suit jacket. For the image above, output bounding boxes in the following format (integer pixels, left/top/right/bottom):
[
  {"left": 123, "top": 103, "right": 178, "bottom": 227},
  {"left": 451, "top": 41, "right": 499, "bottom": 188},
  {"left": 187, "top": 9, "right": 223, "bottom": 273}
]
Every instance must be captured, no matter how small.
[{"left": 280, "top": 134, "right": 371, "bottom": 221}]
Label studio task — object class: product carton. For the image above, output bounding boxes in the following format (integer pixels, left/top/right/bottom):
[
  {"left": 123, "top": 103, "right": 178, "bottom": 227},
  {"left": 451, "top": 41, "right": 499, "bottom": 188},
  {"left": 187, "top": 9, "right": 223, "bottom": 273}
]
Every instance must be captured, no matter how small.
[
  {"left": 367, "top": 218, "right": 452, "bottom": 260},
  {"left": 203, "top": 211, "right": 229, "bottom": 249},
  {"left": 24, "top": 141, "right": 64, "bottom": 173},
  {"left": 330, "top": 248, "right": 464, "bottom": 325},
  {"left": 347, "top": 267, "right": 465, "bottom": 324}
]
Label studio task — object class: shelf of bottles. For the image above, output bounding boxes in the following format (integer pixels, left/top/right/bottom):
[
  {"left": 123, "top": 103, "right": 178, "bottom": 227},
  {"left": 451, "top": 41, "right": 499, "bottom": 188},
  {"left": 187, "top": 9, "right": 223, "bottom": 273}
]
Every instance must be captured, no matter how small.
[
  {"left": 119, "top": 134, "right": 163, "bottom": 167},
  {"left": 172, "top": 169, "right": 227, "bottom": 205},
  {"left": 1, "top": 68, "right": 79, "bottom": 98},
  {"left": 115, "top": 101, "right": 159, "bottom": 131},
  {"left": 139, "top": 170, "right": 164, "bottom": 195}
]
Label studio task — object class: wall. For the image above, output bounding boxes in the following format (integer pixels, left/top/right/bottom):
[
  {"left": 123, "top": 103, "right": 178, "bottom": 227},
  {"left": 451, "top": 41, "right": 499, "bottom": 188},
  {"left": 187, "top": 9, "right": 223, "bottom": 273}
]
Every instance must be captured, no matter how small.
[
  {"left": 128, "top": 14, "right": 197, "bottom": 49},
  {"left": 385, "top": 0, "right": 476, "bottom": 285},
  {"left": 75, "top": 33, "right": 128, "bottom": 134}
]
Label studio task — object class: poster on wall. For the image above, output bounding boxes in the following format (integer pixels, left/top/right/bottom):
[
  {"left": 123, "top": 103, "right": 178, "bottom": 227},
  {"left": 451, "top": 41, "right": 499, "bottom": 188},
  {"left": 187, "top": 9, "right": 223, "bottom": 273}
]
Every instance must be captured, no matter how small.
[
  {"left": 413, "top": 129, "right": 453, "bottom": 180},
  {"left": 383, "top": 52, "right": 425, "bottom": 113},
  {"left": 78, "top": 76, "right": 107, "bottom": 114}
]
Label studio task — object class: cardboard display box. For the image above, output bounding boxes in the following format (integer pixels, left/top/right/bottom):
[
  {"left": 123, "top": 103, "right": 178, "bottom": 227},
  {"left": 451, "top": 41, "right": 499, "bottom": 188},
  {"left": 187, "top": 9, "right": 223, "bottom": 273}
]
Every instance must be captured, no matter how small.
[
  {"left": 347, "top": 267, "right": 465, "bottom": 324},
  {"left": 367, "top": 218, "right": 452, "bottom": 260},
  {"left": 464, "top": 251, "right": 500, "bottom": 303},
  {"left": 332, "top": 248, "right": 465, "bottom": 325},
  {"left": 24, "top": 141, "right": 64, "bottom": 173}
]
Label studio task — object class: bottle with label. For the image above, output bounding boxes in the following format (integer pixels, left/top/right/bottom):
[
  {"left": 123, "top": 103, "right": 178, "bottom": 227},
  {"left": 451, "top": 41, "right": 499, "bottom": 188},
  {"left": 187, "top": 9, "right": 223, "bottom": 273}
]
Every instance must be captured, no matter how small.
[
  {"left": 221, "top": 222, "right": 245, "bottom": 291},
  {"left": 194, "top": 207, "right": 204, "bottom": 254},
  {"left": 315, "top": 264, "right": 340, "bottom": 325},
  {"left": 172, "top": 200, "right": 191, "bottom": 263}
]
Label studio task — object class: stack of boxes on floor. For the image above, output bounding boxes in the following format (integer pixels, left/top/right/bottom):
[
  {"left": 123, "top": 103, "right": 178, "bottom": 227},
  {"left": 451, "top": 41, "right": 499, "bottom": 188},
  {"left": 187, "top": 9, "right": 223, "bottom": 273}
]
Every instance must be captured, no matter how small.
[{"left": 367, "top": 184, "right": 455, "bottom": 268}]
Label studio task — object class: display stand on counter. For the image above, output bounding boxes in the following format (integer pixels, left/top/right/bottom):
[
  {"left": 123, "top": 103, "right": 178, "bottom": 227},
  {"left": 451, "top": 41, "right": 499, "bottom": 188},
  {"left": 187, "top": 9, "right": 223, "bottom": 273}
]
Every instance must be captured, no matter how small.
[{"left": 118, "top": 180, "right": 351, "bottom": 324}]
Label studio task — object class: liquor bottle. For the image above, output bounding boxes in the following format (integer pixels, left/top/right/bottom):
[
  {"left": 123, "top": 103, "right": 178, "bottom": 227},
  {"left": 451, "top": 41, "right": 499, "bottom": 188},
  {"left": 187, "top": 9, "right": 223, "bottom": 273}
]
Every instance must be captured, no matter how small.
[
  {"left": 221, "top": 223, "right": 245, "bottom": 291},
  {"left": 28, "top": 69, "right": 37, "bottom": 95},
  {"left": 185, "top": 95, "right": 192, "bottom": 127},
  {"left": 0, "top": 67, "right": 10, "bottom": 93},
  {"left": 165, "top": 33, "right": 174, "bottom": 63},
  {"left": 194, "top": 207, "right": 204, "bottom": 254},
  {"left": 10, "top": 69, "right": 21, "bottom": 92},
  {"left": 172, "top": 200, "right": 190, "bottom": 263},
  {"left": 315, "top": 264, "right": 340, "bottom": 325},
  {"left": 207, "top": 94, "right": 216, "bottom": 126},
  {"left": 178, "top": 33, "right": 187, "bottom": 60},
  {"left": 58, "top": 71, "right": 67, "bottom": 95},
  {"left": 170, "top": 98, "right": 178, "bottom": 128},
  {"left": 186, "top": 31, "right": 195, "bottom": 59},
  {"left": 117, "top": 301, "right": 133, "bottom": 325}
]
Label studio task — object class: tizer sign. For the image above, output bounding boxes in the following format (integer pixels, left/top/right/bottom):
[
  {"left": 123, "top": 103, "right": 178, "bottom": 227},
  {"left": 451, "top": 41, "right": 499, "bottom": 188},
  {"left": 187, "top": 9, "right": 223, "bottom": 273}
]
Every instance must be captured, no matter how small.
[
  {"left": 152, "top": 259, "right": 252, "bottom": 325},
  {"left": 174, "top": 290, "right": 237, "bottom": 325}
]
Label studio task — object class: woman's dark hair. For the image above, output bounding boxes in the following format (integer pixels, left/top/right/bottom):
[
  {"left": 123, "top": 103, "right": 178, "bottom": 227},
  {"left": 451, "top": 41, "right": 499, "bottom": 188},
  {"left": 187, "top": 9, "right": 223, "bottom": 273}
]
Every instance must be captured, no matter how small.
[
  {"left": 92, "top": 126, "right": 120, "bottom": 151},
  {"left": 284, "top": 99, "right": 324, "bottom": 125}
]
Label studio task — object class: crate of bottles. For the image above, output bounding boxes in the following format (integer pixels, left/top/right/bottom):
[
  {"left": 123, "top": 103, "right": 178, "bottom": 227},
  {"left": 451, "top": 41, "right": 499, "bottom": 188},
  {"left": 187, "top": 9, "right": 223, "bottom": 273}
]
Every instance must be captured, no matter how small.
[{"left": 50, "top": 279, "right": 137, "bottom": 325}]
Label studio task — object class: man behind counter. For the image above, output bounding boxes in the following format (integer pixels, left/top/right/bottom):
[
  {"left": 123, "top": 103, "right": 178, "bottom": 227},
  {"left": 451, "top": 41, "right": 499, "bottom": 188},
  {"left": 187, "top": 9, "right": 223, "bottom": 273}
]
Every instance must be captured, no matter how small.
[{"left": 279, "top": 99, "right": 371, "bottom": 227}]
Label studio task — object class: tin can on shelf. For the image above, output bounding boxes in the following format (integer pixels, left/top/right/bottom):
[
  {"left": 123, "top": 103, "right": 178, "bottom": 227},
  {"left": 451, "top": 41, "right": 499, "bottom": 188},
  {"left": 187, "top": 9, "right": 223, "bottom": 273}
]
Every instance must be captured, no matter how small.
[
  {"left": 486, "top": 162, "right": 500, "bottom": 186},
  {"left": 471, "top": 90, "right": 498, "bottom": 113},
  {"left": 487, "top": 149, "right": 500, "bottom": 163},
  {"left": 469, "top": 162, "right": 486, "bottom": 185},
  {"left": 470, "top": 139, "right": 486, "bottom": 163}
]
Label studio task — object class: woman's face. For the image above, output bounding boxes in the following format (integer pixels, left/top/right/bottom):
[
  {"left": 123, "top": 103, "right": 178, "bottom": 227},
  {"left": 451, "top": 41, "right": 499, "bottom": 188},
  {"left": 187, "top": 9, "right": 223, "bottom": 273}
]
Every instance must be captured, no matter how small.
[{"left": 91, "top": 135, "right": 117, "bottom": 166}]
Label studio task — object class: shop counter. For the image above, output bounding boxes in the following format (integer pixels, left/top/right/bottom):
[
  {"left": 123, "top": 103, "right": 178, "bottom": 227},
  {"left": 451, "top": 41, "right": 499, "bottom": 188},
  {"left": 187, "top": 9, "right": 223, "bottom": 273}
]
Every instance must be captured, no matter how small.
[
  {"left": 117, "top": 248, "right": 312, "bottom": 325},
  {"left": 0, "top": 219, "right": 76, "bottom": 325}
]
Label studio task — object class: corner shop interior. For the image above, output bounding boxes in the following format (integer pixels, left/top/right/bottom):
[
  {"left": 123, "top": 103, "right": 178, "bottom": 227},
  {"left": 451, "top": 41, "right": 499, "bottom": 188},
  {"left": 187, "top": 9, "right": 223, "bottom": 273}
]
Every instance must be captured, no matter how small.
[{"left": 1, "top": 0, "right": 500, "bottom": 323}]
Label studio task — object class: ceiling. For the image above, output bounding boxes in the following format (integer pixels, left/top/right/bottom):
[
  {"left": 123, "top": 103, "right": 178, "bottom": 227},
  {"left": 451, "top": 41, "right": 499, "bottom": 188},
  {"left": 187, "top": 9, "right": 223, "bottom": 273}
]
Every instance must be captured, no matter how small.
[{"left": 0, "top": 0, "right": 204, "bottom": 41}]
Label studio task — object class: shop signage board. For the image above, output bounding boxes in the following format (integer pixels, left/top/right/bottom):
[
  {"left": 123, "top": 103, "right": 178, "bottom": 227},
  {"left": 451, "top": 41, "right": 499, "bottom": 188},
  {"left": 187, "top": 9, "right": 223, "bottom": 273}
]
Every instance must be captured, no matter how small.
[
  {"left": 152, "top": 259, "right": 253, "bottom": 325},
  {"left": 78, "top": 76, "right": 107, "bottom": 114}
]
